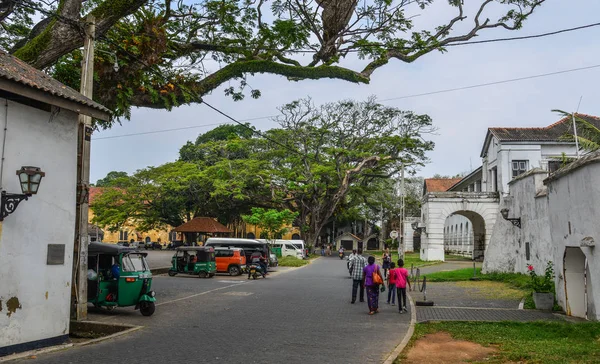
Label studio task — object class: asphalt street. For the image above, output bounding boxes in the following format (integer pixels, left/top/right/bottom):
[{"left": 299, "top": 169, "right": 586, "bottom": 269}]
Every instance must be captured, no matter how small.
[{"left": 23, "top": 257, "right": 411, "bottom": 364}]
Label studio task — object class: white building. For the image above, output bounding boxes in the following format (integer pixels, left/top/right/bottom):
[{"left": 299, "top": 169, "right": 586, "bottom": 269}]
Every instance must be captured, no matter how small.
[
  {"left": 420, "top": 114, "right": 599, "bottom": 262},
  {"left": 0, "top": 51, "right": 110, "bottom": 356}
]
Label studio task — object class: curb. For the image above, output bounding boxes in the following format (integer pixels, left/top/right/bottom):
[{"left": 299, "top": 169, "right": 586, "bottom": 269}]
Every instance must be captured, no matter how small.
[
  {"left": 0, "top": 323, "right": 143, "bottom": 362},
  {"left": 383, "top": 293, "right": 417, "bottom": 364},
  {"left": 150, "top": 266, "right": 171, "bottom": 275}
]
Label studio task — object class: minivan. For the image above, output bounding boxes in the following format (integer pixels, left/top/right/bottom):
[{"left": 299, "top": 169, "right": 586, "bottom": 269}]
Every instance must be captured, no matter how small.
[
  {"left": 204, "top": 238, "right": 270, "bottom": 270},
  {"left": 259, "top": 239, "right": 305, "bottom": 259}
]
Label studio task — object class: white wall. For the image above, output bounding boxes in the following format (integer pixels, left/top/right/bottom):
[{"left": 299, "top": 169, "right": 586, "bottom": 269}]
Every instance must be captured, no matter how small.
[
  {"left": 0, "top": 100, "right": 78, "bottom": 350},
  {"left": 482, "top": 169, "right": 553, "bottom": 275},
  {"left": 443, "top": 214, "right": 473, "bottom": 257},
  {"left": 420, "top": 192, "right": 499, "bottom": 261},
  {"left": 402, "top": 218, "right": 418, "bottom": 252},
  {"left": 546, "top": 155, "right": 600, "bottom": 320}
]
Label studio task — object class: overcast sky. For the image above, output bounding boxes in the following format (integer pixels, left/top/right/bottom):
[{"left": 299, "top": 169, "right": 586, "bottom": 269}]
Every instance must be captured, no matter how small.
[{"left": 90, "top": 0, "right": 600, "bottom": 183}]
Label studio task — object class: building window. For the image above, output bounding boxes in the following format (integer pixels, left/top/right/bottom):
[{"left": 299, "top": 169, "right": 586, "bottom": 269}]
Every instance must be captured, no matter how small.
[
  {"left": 511, "top": 160, "right": 528, "bottom": 178},
  {"left": 475, "top": 180, "right": 482, "bottom": 192},
  {"left": 119, "top": 230, "right": 128, "bottom": 242}
]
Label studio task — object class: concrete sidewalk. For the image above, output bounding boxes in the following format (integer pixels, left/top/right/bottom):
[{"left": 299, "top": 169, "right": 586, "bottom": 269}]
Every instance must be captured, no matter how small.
[{"left": 408, "top": 261, "right": 562, "bottom": 323}]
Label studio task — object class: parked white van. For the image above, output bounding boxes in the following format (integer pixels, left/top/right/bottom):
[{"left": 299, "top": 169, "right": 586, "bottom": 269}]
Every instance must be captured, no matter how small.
[{"left": 259, "top": 239, "right": 305, "bottom": 259}]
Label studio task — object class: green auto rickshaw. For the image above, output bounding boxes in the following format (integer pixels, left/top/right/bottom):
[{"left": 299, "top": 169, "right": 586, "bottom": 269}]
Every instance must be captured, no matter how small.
[
  {"left": 168, "top": 246, "right": 216, "bottom": 278},
  {"left": 87, "top": 242, "right": 156, "bottom": 316}
]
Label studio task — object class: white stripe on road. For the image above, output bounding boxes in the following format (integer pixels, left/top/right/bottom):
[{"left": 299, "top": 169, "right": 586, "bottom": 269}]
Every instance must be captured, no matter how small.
[{"left": 156, "top": 282, "right": 250, "bottom": 307}]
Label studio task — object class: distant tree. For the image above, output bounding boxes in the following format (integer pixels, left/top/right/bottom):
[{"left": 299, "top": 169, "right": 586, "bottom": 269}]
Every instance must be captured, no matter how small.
[
  {"left": 242, "top": 208, "right": 298, "bottom": 241},
  {"left": 95, "top": 171, "right": 129, "bottom": 187}
]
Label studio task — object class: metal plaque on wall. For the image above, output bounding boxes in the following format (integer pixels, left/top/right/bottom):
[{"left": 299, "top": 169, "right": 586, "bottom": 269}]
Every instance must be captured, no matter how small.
[{"left": 47, "top": 244, "right": 65, "bottom": 265}]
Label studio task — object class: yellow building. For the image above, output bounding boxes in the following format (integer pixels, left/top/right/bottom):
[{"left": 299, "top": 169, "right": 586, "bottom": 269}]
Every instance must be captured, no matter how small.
[
  {"left": 89, "top": 187, "right": 173, "bottom": 245},
  {"left": 89, "top": 187, "right": 302, "bottom": 244}
]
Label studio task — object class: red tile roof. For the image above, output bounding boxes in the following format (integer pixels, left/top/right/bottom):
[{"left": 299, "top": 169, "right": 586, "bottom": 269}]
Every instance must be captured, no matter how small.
[
  {"left": 488, "top": 113, "right": 600, "bottom": 142},
  {"left": 89, "top": 187, "right": 105, "bottom": 205},
  {"left": 0, "top": 51, "right": 109, "bottom": 114},
  {"left": 424, "top": 178, "right": 463, "bottom": 192},
  {"left": 173, "top": 217, "right": 232, "bottom": 233}
]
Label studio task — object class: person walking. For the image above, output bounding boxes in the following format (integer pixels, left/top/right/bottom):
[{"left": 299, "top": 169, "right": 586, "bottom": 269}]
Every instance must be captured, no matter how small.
[
  {"left": 382, "top": 249, "right": 391, "bottom": 278},
  {"left": 363, "top": 255, "right": 384, "bottom": 315},
  {"left": 396, "top": 259, "right": 411, "bottom": 313},
  {"left": 349, "top": 248, "right": 367, "bottom": 304},
  {"left": 386, "top": 262, "right": 397, "bottom": 305}
]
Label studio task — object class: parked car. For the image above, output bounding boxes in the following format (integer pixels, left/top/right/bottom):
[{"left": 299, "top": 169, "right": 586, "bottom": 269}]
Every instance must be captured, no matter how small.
[
  {"left": 144, "top": 240, "right": 154, "bottom": 249},
  {"left": 117, "top": 242, "right": 130, "bottom": 247},
  {"left": 269, "top": 253, "right": 278, "bottom": 267},
  {"left": 129, "top": 241, "right": 140, "bottom": 249},
  {"left": 214, "top": 247, "right": 246, "bottom": 276}
]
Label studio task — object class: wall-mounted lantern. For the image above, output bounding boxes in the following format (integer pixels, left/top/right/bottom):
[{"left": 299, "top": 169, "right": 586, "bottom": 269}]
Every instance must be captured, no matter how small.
[
  {"left": 411, "top": 221, "right": 426, "bottom": 233},
  {"left": 1, "top": 166, "right": 45, "bottom": 221},
  {"left": 500, "top": 208, "right": 521, "bottom": 229}
]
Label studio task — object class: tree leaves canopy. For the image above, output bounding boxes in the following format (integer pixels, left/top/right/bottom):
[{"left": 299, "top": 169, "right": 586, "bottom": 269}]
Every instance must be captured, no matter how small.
[{"left": 3, "top": 0, "right": 545, "bottom": 124}]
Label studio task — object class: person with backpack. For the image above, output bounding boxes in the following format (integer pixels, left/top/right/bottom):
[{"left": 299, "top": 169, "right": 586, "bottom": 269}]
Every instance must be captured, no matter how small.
[
  {"left": 382, "top": 248, "right": 392, "bottom": 278},
  {"left": 362, "top": 255, "right": 384, "bottom": 315}
]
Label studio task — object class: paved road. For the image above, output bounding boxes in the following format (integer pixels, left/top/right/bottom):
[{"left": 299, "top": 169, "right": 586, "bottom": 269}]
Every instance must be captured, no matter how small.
[{"left": 24, "top": 257, "right": 410, "bottom": 364}]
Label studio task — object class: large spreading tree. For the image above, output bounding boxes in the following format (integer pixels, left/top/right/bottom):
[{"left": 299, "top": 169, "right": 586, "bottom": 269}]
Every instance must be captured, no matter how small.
[
  {"left": 265, "top": 97, "right": 435, "bottom": 245},
  {"left": 2, "top": 0, "right": 545, "bottom": 122}
]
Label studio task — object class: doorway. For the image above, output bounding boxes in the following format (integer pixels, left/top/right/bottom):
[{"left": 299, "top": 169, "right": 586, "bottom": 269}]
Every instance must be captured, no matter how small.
[{"left": 564, "top": 247, "right": 588, "bottom": 318}]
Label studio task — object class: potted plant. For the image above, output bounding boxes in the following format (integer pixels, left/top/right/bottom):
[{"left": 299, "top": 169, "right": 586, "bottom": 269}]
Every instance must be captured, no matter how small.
[{"left": 527, "top": 262, "right": 555, "bottom": 310}]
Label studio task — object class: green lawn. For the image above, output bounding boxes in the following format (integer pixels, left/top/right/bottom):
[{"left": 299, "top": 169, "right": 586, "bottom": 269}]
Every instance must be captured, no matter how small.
[
  {"left": 277, "top": 256, "right": 310, "bottom": 267},
  {"left": 398, "top": 321, "right": 600, "bottom": 363},
  {"left": 365, "top": 251, "right": 439, "bottom": 268},
  {"left": 425, "top": 267, "right": 530, "bottom": 289}
]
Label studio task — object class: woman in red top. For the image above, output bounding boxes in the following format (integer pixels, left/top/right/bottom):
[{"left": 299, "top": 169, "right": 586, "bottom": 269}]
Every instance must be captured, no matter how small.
[{"left": 386, "top": 262, "right": 397, "bottom": 305}]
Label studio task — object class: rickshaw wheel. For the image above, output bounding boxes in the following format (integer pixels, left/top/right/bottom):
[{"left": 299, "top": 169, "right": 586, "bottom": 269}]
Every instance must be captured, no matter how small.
[
  {"left": 140, "top": 301, "right": 155, "bottom": 316},
  {"left": 106, "top": 306, "right": 116, "bottom": 311},
  {"left": 198, "top": 271, "right": 208, "bottom": 278},
  {"left": 168, "top": 270, "right": 177, "bottom": 277}
]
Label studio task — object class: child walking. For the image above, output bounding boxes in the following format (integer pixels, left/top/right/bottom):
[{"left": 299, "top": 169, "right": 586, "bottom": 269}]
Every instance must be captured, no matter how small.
[
  {"left": 396, "top": 259, "right": 411, "bottom": 313},
  {"left": 386, "top": 262, "right": 397, "bottom": 305}
]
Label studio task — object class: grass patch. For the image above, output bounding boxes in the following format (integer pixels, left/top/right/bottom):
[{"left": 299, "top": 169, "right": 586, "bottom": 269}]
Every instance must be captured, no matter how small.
[
  {"left": 366, "top": 251, "right": 439, "bottom": 268},
  {"left": 425, "top": 268, "right": 530, "bottom": 289},
  {"left": 445, "top": 254, "right": 473, "bottom": 261},
  {"left": 453, "top": 281, "right": 527, "bottom": 300},
  {"left": 278, "top": 256, "right": 310, "bottom": 267},
  {"left": 398, "top": 321, "right": 600, "bottom": 364}
]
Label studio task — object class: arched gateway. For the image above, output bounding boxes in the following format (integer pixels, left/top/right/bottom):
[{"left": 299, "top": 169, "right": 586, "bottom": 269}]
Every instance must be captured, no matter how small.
[{"left": 419, "top": 191, "right": 499, "bottom": 261}]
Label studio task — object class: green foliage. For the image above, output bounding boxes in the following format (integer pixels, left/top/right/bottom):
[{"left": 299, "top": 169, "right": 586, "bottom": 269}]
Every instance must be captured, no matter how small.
[
  {"left": 405, "top": 321, "right": 600, "bottom": 364},
  {"left": 95, "top": 171, "right": 129, "bottom": 187},
  {"left": 425, "top": 268, "right": 531, "bottom": 290},
  {"left": 555, "top": 109, "right": 600, "bottom": 152},
  {"left": 266, "top": 97, "right": 435, "bottom": 245},
  {"left": 242, "top": 208, "right": 298, "bottom": 241},
  {"left": 527, "top": 261, "right": 555, "bottom": 293},
  {"left": 5, "top": 0, "right": 545, "bottom": 122}
]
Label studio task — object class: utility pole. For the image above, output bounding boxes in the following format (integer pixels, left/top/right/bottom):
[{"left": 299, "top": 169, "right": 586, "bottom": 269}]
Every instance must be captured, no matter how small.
[
  {"left": 71, "top": 15, "right": 95, "bottom": 321},
  {"left": 399, "top": 164, "right": 405, "bottom": 260}
]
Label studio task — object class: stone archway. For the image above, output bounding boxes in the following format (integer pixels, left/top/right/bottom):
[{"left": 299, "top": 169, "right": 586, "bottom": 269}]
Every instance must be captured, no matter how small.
[
  {"left": 443, "top": 212, "right": 485, "bottom": 260},
  {"left": 564, "top": 247, "right": 588, "bottom": 318},
  {"left": 420, "top": 192, "right": 499, "bottom": 261}
]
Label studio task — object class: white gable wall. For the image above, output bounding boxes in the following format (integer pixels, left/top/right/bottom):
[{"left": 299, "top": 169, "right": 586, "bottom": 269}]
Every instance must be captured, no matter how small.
[{"left": 0, "top": 100, "right": 78, "bottom": 351}]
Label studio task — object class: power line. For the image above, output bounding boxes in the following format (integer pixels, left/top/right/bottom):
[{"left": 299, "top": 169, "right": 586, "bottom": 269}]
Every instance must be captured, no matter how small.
[
  {"left": 94, "top": 122, "right": 227, "bottom": 140},
  {"left": 95, "top": 62, "right": 600, "bottom": 140},
  {"left": 444, "top": 22, "right": 600, "bottom": 47},
  {"left": 93, "top": 114, "right": 278, "bottom": 140},
  {"left": 379, "top": 63, "right": 600, "bottom": 102}
]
